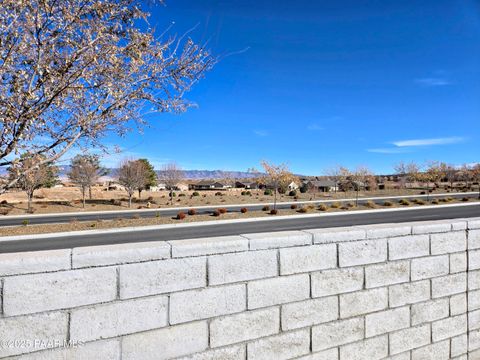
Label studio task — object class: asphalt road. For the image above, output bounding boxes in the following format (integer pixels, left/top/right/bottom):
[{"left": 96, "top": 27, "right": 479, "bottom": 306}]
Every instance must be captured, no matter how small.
[
  {"left": 1, "top": 203, "right": 479, "bottom": 253},
  {"left": 0, "top": 192, "right": 478, "bottom": 227}
]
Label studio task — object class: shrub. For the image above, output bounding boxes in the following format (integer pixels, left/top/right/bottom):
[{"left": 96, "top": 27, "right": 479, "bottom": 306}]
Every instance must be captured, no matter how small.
[
  {"left": 431, "top": 199, "right": 439, "bottom": 204},
  {"left": 155, "top": 212, "right": 160, "bottom": 218},
  {"left": 298, "top": 207, "right": 308, "bottom": 213},
  {"left": 170, "top": 191, "right": 176, "bottom": 197},
  {"left": 188, "top": 209, "right": 196, "bottom": 216},
  {"left": 462, "top": 197, "right": 469, "bottom": 202},
  {"left": 0, "top": 208, "right": 10, "bottom": 215},
  {"left": 399, "top": 199, "right": 410, "bottom": 206},
  {"left": 212, "top": 210, "right": 221, "bottom": 217},
  {"left": 330, "top": 202, "right": 341, "bottom": 209},
  {"left": 288, "top": 190, "right": 297, "bottom": 196},
  {"left": 262, "top": 205, "right": 270, "bottom": 211},
  {"left": 147, "top": 196, "right": 154, "bottom": 201},
  {"left": 241, "top": 191, "right": 246, "bottom": 196},
  {"left": 132, "top": 214, "right": 141, "bottom": 219},
  {"left": 446, "top": 197, "right": 454, "bottom": 202},
  {"left": 365, "top": 200, "right": 376, "bottom": 209},
  {"left": 90, "top": 222, "right": 96, "bottom": 228},
  {"left": 176, "top": 212, "right": 186, "bottom": 220},
  {"left": 245, "top": 191, "right": 252, "bottom": 196},
  {"left": 215, "top": 192, "right": 222, "bottom": 196},
  {"left": 318, "top": 204, "right": 328, "bottom": 211},
  {"left": 240, "top": 207, "right": 248, "bottom": 213},
  {"left": 420, "top": 191, "right": 426, "bottom": 195},
  {"left": 294, "top": 196, "right": 299, "bottom": 200},
  {"left": 415, "top": 199, "right": 426, "bottom": 205},
  {"left": 179, "top": 193, "right": 186, "bottom": 197},
  {"left": 383, "top": 201, "right": 393, "bottom": 206},
  {"left": 218, "top": 208, "right": 227, "bottom": 214},
  {"left": 290, "top": 204, "right": 297, "bottom": 209},
  {"left": 346, "top": 202, "right": 355, "bottom": 208},
  {"left": 270, "top": 209, "right": 278, "bottom": 215},
  {"left": 22, "top": 219, "right": 29, "bottom": 226},
  {"left": 111, "top": 199, "right": 122, "bottom": 206},
  {"left": 192, "top": 192, "right": 200, "bottom": 196},
  {"left": 0, "top": 200, "right": 7, "bottom": 205},
  {"left": 264, "top": 189, "right": 273, "bottom": 196}
]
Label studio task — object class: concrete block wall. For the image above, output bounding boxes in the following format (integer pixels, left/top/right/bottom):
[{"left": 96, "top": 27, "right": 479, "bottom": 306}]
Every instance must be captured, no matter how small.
[{"left": 0, "top": 218, "right": 480, "bottom": 359}]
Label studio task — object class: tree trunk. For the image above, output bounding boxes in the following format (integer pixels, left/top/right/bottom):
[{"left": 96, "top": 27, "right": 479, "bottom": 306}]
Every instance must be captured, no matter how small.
[
  {"left": 138, "top": 189, "right": 142, "bottom": 199},
  {"left": 170, "top": 191, "right": 173, "bottom": 205},
  {"left": 82, "top": 187, "right": 86, "bottom": 208},
  {"left": 27, "top": 191, "right": 33, "bottom": 213},
  {"left": 128, "top": 193, "right": 132, "bottom": 208},
  {"left": 89, "top": 186, "right": 92, "bottom": 200}
]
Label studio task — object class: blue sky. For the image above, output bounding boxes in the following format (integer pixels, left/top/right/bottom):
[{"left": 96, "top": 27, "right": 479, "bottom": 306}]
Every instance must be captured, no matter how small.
[{"left": 99, "top": 0, "right": 480, "bottom": 175}]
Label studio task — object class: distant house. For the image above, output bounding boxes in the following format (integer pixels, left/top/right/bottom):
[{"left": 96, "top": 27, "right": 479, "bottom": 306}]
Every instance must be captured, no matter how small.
[
  {"left": 287, "top": 181, "right": 299, "bottom": 191},
  {"left": 149, "top": 183, "right": 167, "bottom": 191},
  {"left": 190, "top": 180, "right": 230, "bottom": 191},
  {"left": 306, "top": 180, "right": 338, "bottom": 192},
  {"left": 235, "top": 181, "right": 259, "bottom": 189},
  {"left": 265, "top": 181, "right": 299, "bottom": 191},
  {"left": 175, "top": 182, "right": 189, "bottom": 191}
]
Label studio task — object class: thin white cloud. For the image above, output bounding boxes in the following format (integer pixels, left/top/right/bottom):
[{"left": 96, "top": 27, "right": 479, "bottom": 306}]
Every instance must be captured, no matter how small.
[
  {"left": 392, "top": 136, "right": 465, "bottom": 147},
  {"left": 253, "top": 130, "right": 269, "bottom": 137},
  {"left": 307, "top": 123, "right": 324, "bottom": 131},
  {"left": 414, "top": 78, "right": 450, "bottom": 87},
  {"left": 367, "top": 148, "right": 410, "bottom": 154}
]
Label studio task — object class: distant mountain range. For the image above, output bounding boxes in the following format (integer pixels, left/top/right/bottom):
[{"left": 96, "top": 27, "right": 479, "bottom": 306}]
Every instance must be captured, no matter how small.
[{"left": 51, "top": 166, "right": 263, "bottom": 180}]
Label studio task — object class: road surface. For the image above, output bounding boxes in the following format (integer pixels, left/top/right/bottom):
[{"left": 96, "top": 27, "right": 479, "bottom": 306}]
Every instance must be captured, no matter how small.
[
  {"left": 1, "top": 203, "right": 479, "bottom": 253},
  {"left": 0, "top": 192, "right": 477, "bottom": 227}
]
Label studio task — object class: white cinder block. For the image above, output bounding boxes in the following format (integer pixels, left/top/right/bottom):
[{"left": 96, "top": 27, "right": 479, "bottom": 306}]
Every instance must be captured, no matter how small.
[
  {"left": 363, "top": 224, "right": 411, "bottom": 239},
  {"left": 470, "top": 309, "right": 480, "bottom": 331},
  {"left": 469, "top": 219, "right": 480, "bottom": 230},
  {"left": 389, "top": 280, "right": 430, "bottom": 307},
  {"left": 279, "top": 244, "right": 336, "bottom": 275},
  {"left": 295, "top": 348, "right": 338, "bottom": 360},
  {"left": 452, "top": 221, "right": 468, "bottom": 231},
  {"left": 176, "top": 345, "right": 246, "bottom": 360},
  {"left": 170, "top": 284, "right": 246, "bottom": 324},
  {"left": 208, "top": 250, "right": 277, "bottom": 285},
  {"left": 412, "top": 222, "right": 451, "bottom": 234},
  {"left": 451, "top": 334, "right": 468, "bottom": 357},
  {"left": 431, "top": 273, "right": 466, "bottom": 298},
  {"left": 281, "top": 296, "right": 338, "bottom": 330},
  {"left": 119, "top": 257, "right": 206, "bottom": 298},
  {"left": 339, "top": 335, "right": 388, "bottom": 360},
  {"left": 339, "top": 239, "right": 387, "bottom": 267},
  {"left": 365, "top": 307, "right": 410, "bottom": 337},
  {"left": 469, "top": 270, "right": 480, "bottom": 290},
  {"left": 470, "top": 329, "right": 480, "bottom": 351},
  {"left": 210, "top": 307, "right": 279, "bottom": 347},
  {"left": 432, "top": 314, "right": 467, "bottom": 342},
  {"left": 9, "top": 339, "right": 120, "bottom": 360},
  {"left": 469, "top": 229, "right": 480, "bottom": 249},
  {"left": 430, "top": 231, "right": 467, "bottom": 255},
  {"left": 311, "top": 267, "right": 363, "bottom": 297},
  {"left": 0, "top": 312, "right": 67, "bottom": 357},
  {"left": 0, "top": 249, "right": 71, "bottom": 276},
  {"left": 247, "top": 328, "right": 310, "bottom": 360},
  {"left": 246, "top": 231, "right": 312, "bottom": 250},
  {"left": 411, "top": 299, "right": 449, "bottom": 325},
  {"left": 469, "top": 289, "right": 480, "bottom": 311},
  {"left": 389, "top": 324, "right": 431, "bottom": 354},
  {"left": 70, "top": 296, "right": 168, "bottom": 341},
  {"left": 470, "top": 249, "right": 480, "bottom": 270},
  {"left": 72, "top": 242, "right": 170, "bottom": 268},
  {"left": 339, "top": 288, "right": 388, "bottom": 318},
  {"left": 248, "top": 274, "right": 309, "bottom": 309},
  {"left": 450, "top": 252, "right": 467, "bottom": 273},
  {"left": 122, "top": 321, "right": 208, "bottom": 360},
  {"left": 312, "top": 318, "right": 364, "bottom": 351},
  {"left": 170, "top": 236, "right": 248, "bottom": 258},
  {"left": 3, "top": 267, "right": 117, "bottom": 316},
  {"left": 307, "top": 227, "right": 366, "bottom": 244},
  {"left": 411, "top": 340, "right": 450, "bottom": 360},
  {"left": 365, "top": 260, "right": 409, "bottom": 288},
  {"left": 450, "top": 293, "right": 467, "bottom": 316},
  {"left": 389, "top": 235, "right": 429, "bottom": 260},
  {"left": 411, "top": 255, "right": 449, "bottom": 280}
]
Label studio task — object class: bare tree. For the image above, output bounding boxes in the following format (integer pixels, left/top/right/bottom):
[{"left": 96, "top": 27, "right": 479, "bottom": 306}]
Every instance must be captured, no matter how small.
[
  {"left": 68, "top": 154, "right": 105, "bottom": 208},
  {"left": 118, "top": 159, "right": 147, "bottom": 208},
  {"left": 350, "top": 166, "right": 372, "bottom": 206},
  {"left": 394, "top": 161, "right": 408, "bottom": 189},
  {"left": 260, "top": 161, "right": 297, "bottom": 211},
  {"left": 325, "top": 165, "right": 343, "bottom": 193},
  {"left": 161, "top": 163, "right": 184, "bottom": 205},
  {"left": 472, "top": 164, "right": 480, "bottom": 199},
  {"left": 8, "top": 155, "right": 57, "bottom": 213},
  {"left": 0, "top": 0, "right": 214, "bottom": 194}
]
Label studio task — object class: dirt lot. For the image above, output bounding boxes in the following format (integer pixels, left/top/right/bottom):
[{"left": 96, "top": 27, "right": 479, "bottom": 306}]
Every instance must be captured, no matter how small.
[
  {"left": 0, "top": 196, "right": 477, "bottom": 237},
  {"left": 0, "top": 185, "right": 472, "bottom": 216}
]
